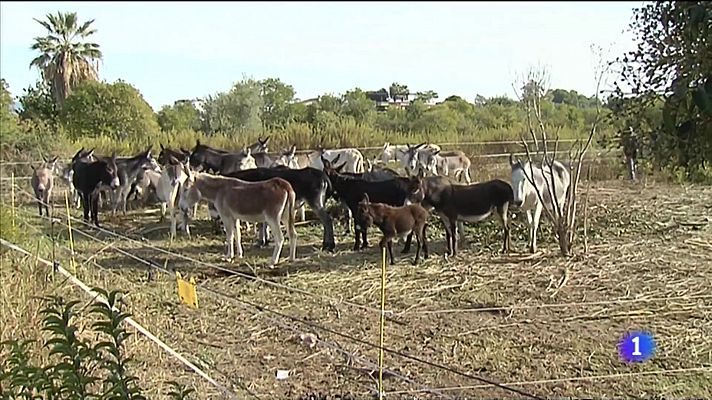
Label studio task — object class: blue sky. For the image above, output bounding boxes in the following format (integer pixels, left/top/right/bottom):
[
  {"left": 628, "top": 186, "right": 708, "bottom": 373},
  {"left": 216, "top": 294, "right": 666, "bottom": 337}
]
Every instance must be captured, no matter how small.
[{"left": 1, "top": 1, "right": 642, "bottom": 111}]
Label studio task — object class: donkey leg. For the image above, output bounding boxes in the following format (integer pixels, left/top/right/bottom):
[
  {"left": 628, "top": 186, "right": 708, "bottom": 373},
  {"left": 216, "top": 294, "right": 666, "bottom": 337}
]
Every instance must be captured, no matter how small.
[
  {"left": 160, "top": 202, "right": 167, "bottom": 223},
  {"left": 464, "top": 168, "right": 472, "bottom": 184},
  {"left": 457, "top": 220, "right": 466, "bottom": 247},
  {"left": 497, "top": 203, "right": 511, "bottom": 253},
  {"left": 401, "top": 232, "right": 413, "bottom": 253},
  {"left": 525, "top": 210, "right": 534, "bottom": 252},
  {"left": 531, "top": 205, "right": 542, "bottom": 253},
  {"left": 82, "top": 193, "right": 91, "bottom": 222},
  {"left": 224, "top": 217, "right": 236, "bottom": 261},
  {"left": 234, "top": 219, "right": 243, "bottom": 259},
  {"left": 298, "top": 204, "right": 306, "bottom": 222},
  {"left": 387, "top": 239, "right": 395, "bottom": 265},
  {"left": 316, "top": 207, "right": 336, "bottom": 252},
  {"left": 449, "top": 220, "right": 459, "bottom": 256},
  {"left": 422, "top": 223, "right": 429, "bottom": 259},
  {"left": 413, "top": 232, "right": 422, "bottom": 265},
  {"left": 267, "top": 218, "right": 284, "bottom": 267}
]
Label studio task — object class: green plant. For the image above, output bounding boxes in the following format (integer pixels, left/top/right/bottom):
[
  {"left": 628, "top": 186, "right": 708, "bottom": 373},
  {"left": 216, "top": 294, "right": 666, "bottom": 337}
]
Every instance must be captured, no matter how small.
[
  {"left": 165, "top": 381, "right": 196, "bottom": 400},
  {"left": 0, "top": 289, "right": 190, "bottom": 400}
]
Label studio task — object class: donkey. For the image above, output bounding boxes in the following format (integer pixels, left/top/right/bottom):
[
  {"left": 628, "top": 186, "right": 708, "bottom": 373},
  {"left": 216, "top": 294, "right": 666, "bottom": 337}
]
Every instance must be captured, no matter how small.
[
  {"left": 325, "top": 155, "right": 402, "bottom": 235},
  {"left": 247, "top": 136, "right": 270, "bottom": 153},
  {"left": 323, "top": 159, "right": 425, "bottom": 250},
  {"left": 411, "top": 148, "right": 472, "bottom": 183},
  {"left": 401, "top": 143, "right": 443, "bottom": 176},
  {"left": 188, "top": 140, "right": 231, "bottom": 173},
  {"left": 420, "top": 176, "right": 513, "bottom": 256},
  {"left": 109, "top": 146, "right": 161, "bottom": 215},
  {"left": 72, "top": 153, "right": 121, "bottom": 227},
  {"left": 178, "top": 164, "right": 297, "bottom": 266},
  {"left": 61, "top": 147, "right": 98, "bottom": 209},
  {"left": 381, "top": 142, "right": 441, "bottom": 172},
  {"left": 158, "top": 144, "right": 190, "bottom": 165},
  {"left": 220, "top": 166, "right": 336, "bottom": 252},
  {"left": 217, "top": 148, "right": 258, "bottom": 174},
  {"left": 152, "top": 157, "right": 190, "bottom": 239},
  {"left": 509, "top": 155, "right": 571, "bottom": 253},
  {"left": 356, "top": 194, "right": 430, "bottom": 265},
  {"left": 30, "top": 156, "right": 59, "bottom": 216},
  {"left": 309, "top": 147, "right": 365, "bottom": 174},
  {"left": 275, "top": 145, "right": 312, "bottom": 170}
]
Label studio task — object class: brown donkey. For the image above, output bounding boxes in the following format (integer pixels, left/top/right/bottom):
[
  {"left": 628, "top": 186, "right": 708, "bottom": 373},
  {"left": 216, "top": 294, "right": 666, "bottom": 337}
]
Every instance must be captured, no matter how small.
[
  {"left": 357, "top": 194, "right": 430, "bottom": 265},
  {"left": 178, "top": 163, "right": 297, "bottom": 266}
]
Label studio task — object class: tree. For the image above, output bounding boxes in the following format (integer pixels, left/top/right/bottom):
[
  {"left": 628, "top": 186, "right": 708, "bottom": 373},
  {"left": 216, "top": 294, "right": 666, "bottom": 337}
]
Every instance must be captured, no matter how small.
[
  {"left": 157, "top": 100, "right": 201, "bottom": 132},
  {"left": 59, "top": 80, "right": 159, "bottom": 140},
  {"left": 389, "top": 82, "right": 409, "bottom": 102},
  {"left": 0, "top": 79, "right": 20, "bottom": 136},
  {"left": 200, "top": 78, "right": 263, "bottom": 135},
  {"left": 259, "top": 78, "right": 295, "bottom": 130},
  {"left": 512, "top": 49, "right": 610, "bottom": 257},
  {"left": 17, "top": 80, "right": 57, "bottom": 124},
  {"left": 341, "top": 88, "right": 375, "bottom": 124},
  {"left": 29, "top": 11, "right": 102, "bottom": 107},
  {"left": 415, "top": 90, "right": 439, "bottom": 103},
  {"left": 612, "top": 1, "right": 712, "bottom": 175}
]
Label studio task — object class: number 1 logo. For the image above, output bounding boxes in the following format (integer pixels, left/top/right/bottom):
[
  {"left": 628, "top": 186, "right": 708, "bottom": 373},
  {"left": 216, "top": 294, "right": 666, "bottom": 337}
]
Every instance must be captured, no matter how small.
[{"left": 618, "top": 331, "right": 656, "bottom": 363}]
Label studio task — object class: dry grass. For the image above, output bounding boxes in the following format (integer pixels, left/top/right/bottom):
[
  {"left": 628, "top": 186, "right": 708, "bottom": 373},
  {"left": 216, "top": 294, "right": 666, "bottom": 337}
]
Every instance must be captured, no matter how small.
[{"left": 2, "top": 176, "right": 711, "bottom": 399}]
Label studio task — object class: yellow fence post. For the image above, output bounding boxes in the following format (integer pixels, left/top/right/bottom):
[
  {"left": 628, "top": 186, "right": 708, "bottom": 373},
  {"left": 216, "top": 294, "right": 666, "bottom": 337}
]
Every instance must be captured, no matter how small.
[
  {"left": 64, "top": 191, "right": 76, "bottom": 274},
  {"left": 378, "top": 246, "right": 387, "bottom": 399},
  {"left": 10, "top": 172, "right": 16, "bottom": 228},
  {"left": 176, "top": 271, "right": 199, "bottom": 309}
]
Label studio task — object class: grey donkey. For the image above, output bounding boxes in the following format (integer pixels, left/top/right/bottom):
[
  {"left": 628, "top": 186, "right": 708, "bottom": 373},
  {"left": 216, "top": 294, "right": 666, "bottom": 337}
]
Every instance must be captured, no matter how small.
[{"left": 31, "top": 156, "right": 59, "bottom": 216}]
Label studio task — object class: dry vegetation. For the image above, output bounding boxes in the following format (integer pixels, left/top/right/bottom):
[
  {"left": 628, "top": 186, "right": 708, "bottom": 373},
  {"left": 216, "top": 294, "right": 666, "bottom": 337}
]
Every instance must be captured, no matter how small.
[{"left": 2, "top": 166, "right": 711, "bottom": 399}]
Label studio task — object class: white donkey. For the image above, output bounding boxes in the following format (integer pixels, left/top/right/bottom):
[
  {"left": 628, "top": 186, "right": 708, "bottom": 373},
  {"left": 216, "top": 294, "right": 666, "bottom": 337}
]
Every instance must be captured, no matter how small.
[
  {"left": 151, "top": 158, "right": 190, "bottom": 239},
  {"left": 509, "top": 155, "right": 571, "bottom": 253},
  {"left": 382, "top": 142, "right": 441, "bottom": 173},
  {"left": 309, "top": 147, "right": 365, "bottom": 173}
]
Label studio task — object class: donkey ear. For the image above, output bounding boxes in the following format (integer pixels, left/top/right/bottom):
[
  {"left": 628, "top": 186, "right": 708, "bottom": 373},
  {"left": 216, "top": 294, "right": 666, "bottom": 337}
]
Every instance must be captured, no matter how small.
[
  {"left": 181, "top": 161, "right": 192, "bottom": 177},
  {"left": 415, "top": 142, "right": 426, "bottom": 149},
  {"left": 50, "top": 156, "right": 59, "bottom": 164},
  {"left": 333, "top": 153, "right": 341, "bottom": 165},
  {"left": 362, "top": 193, "right": 370, "bottom": 204},
  {"left": 509, "top": 153, "right": 516, "bottom": 167},
  {"left": 262, "top": 137, "right": 270, "bottom": 145},
  {"left": 86, "top": 148, "right": 95, "bottom": 158},
  {"left": 111, "top": 151, "right": 117, "bottom": 161},
  {"left": 160, "top": 143, "right": 165, "bottom": 150},
  {"left": 245, "top": 148, "right": 251, "bottom": 157},
  {"left": 290, "top": 144, "right": 296, "bottom": 154},
  {"left": 432, "top": 149, "right": 440, "bottom": 156}
]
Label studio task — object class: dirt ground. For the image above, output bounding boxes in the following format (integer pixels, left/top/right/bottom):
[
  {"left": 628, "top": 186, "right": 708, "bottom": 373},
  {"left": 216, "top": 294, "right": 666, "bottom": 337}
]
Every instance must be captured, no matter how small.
[{"left": 2, "top": 177, "right": 711, "bottom": 399}]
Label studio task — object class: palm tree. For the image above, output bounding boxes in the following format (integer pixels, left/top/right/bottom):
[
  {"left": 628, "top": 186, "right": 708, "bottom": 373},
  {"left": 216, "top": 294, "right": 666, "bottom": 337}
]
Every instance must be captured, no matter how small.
[{"left": 29, "top": 11, "right": 102, "bottom": 107}]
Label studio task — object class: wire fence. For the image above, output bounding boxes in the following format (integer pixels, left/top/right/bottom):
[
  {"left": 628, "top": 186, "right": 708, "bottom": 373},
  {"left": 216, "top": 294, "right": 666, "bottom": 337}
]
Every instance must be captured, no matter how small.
[{"left": 4, "top": 171, "right": 705, "bottom": 398}]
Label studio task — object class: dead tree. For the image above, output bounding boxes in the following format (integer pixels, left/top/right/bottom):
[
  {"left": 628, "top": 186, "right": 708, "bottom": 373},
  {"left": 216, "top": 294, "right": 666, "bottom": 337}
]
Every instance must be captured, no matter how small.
[{"left": 512, "top": 48, "right": 610, "bottom": 256}]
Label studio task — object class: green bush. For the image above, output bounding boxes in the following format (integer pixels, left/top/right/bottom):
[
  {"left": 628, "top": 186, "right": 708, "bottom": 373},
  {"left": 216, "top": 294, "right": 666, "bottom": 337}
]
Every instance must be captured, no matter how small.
[{"left": 0, "top": 289, "right": 195, "bottom": 400}]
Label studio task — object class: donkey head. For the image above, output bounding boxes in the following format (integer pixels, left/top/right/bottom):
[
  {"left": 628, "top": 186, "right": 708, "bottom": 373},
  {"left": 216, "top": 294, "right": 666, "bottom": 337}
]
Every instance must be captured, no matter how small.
[
  {"left": 404, "top": 173, "right": 425, "bottom": 204},
  {"left": 248, "top": 136, "right": 270, "bottom": 154},
  {"left": 275, "top": 145, "right": 299, "bottom": 169},
  {"left": 509, "top": 153, "right": 527, "bottom": 207},
  {"left": 356, "top": 193, "right": 374, "bottom": 227},
  {"left": 103, "top": 152, "right": 121, "bottom": 190},
  {"left": 41, "top": 155, "right": 59, "bottom": 173},
  {"left": 178, "top": 162, "right": 200, "bottom": 218}
]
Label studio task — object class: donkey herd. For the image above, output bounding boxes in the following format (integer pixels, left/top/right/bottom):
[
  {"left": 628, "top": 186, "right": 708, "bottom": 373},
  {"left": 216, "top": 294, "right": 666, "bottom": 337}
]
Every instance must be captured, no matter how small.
[{"left": 29, "top": 137, "right": 571, "bottom": 266}]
